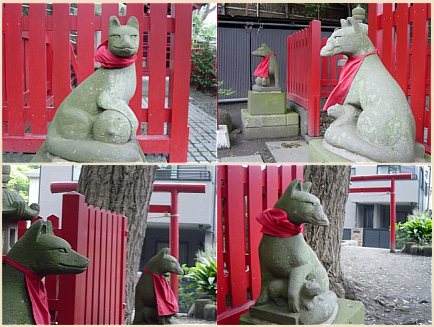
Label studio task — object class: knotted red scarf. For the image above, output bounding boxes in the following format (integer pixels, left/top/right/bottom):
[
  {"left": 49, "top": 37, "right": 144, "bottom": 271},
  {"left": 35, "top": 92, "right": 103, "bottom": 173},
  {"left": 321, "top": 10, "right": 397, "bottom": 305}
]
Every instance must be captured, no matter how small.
[
  {"left": 143, "top": 267, "right": 179, "bottom": 316},
  {"left": 253, "top": 53, "right": 275, "bottom": 78},
  {"left": 256, "top": 208, "right": 304, "bottom": 237},
  {"left": 323, "top": 49, "right": 379, "bottom": 111},
  {"left": 94, "top": 40, "right": 137, "bottom": 69},
  {"left": 3, "top": 256, "right": 51, "bottom": 325}
]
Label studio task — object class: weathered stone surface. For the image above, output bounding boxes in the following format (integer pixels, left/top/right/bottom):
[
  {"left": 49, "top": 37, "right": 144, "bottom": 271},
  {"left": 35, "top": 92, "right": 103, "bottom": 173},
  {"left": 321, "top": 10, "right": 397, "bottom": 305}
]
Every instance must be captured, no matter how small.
[
  {"left": 320, "top": 17, "right": 417, "bottom": 162},
  {"left": 33, "top": 16, "right": 145, "bottom": 163},
  {"left": 248, "top": 91, "right": 286, "bottom": 116},
  {"left": 410, "top": 244, "right": 422, "bottom": 255},
  {"left": 240, "top": 298, "right": 365, "bottom": 325},
  {"left": 308, "top": 139, "right": 352, "bottom": 163},
  {"left": 252, "top": 44, "right": 280, "bottom": 89},
  {"left": 422, "top": 245, "right": 432, "bottom": 257},
  {"left": 133, "top": 248, "right": 183, "bottom": 324},
  {"left": 252, "top": 85, "right": 281, "bottom": 92},
  {"left": 203, "top": 303, "right": 217, "bottom": 321},
  {"left": 3, "top": 220, "right": 89, "bottom": 324},
  {"left": 243, "top": 125, "right": 299, "bottom": 140},
  {"left": 241, "top": 109, "right": 298, "bottom": 128},
  {"left": 192, "top": 299, "right": 212, "bottom": 320},
  {"left": 402, "top": 241, "right": 417, "bottom": 254}
]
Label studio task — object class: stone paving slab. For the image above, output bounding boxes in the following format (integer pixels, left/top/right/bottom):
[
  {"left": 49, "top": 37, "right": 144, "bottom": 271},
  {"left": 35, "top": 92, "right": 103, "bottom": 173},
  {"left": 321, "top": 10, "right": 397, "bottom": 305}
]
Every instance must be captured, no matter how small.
[
  {"left": 187, "top": 103, "right": 217, "bottom": 163},
  {"left": 220, "top": 155, "right": 263, "bottom": 163},
  {"left": 266, "top": 140, "right": 308, "bottom": 163}
]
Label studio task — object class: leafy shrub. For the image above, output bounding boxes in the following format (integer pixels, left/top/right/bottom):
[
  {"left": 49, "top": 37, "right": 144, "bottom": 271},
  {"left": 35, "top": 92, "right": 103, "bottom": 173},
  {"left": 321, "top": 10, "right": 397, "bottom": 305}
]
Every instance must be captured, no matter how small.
[
  {"left": 191, "top": 46, "right": 216, "bottom": 92},
  {"left": 185, "top": 256, "right": 217, "bottom": 297},
  {"left": 396, "top": 211, "right": 432, "bottom": 246}
]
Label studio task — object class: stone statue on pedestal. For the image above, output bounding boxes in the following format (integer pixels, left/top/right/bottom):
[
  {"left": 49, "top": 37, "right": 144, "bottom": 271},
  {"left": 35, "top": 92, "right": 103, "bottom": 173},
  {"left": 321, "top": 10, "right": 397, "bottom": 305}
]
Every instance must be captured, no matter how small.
[
  {"left": 252, "top": 44, "right": 280, "bottom": 92},
  {"left": 320, "top": 17, "right": 419, "bottom": 162},
  {"left": 33, "top": 16, "right": 145, "bottom": 163},
  {"left": 2, "top": 220, "right": 89, "bottom": 324},
  {"left": 241, "top": 179, "right": 338, "bottom": 324},
  {"left": 134, "top": 248, "right": 184, "bottom": 324}
]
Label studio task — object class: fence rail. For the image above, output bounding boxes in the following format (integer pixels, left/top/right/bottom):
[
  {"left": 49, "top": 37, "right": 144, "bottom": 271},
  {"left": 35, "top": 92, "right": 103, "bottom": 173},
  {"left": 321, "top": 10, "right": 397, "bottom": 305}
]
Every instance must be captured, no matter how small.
[
  {"left": 17, "top": 192, "right": 128, "bottom": 325},
  {"left": 3, "top": 3, "right": 192, "bottom": 161},
  {"left": 286, "top": 3, "right": 431, "bottom": 154},
  {"left": 217, "top": 165, "right": 303, "bottom": 324}
]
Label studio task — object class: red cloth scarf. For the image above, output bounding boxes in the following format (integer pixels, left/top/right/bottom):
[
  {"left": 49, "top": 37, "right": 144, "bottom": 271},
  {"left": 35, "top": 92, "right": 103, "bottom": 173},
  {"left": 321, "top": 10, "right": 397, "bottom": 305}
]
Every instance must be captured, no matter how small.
[
  {"left": 323, "top": 49, "right": 379, "bottom": 111},
  {"left": 94, "top": 40, "right": 137, "bottom": 69},
  {"left": 253, "top": 53, "right": 275, "bottom": 78},
  {"left": 143, "top": 267, "right": 179, "bottom": 316},
  {"left": 256, "top": 208, "right": 304, "bottom": 238},
  {"left": 3, "top": 256, "right": 51, "bottom": 325}
]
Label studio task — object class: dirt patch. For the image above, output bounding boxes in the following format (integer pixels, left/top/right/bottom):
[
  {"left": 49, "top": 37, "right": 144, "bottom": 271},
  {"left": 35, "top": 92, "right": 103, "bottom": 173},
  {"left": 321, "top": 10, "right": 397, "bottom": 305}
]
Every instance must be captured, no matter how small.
[
  {"left": 341, "top": 246, "right": 432, "bottom": 325},
  {"left": 189, "top": 87, "right": 216, "bottom": 118}
]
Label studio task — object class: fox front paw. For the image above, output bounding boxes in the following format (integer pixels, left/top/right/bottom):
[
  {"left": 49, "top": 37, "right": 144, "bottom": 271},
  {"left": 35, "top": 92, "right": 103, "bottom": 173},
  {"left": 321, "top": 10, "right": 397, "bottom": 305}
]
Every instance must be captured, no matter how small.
[
  {"left": 327, "top": 104, "right": 345, "bottom": 119},
  {"left": 288, "top": 292, "right": 300, "bottom": 313}
]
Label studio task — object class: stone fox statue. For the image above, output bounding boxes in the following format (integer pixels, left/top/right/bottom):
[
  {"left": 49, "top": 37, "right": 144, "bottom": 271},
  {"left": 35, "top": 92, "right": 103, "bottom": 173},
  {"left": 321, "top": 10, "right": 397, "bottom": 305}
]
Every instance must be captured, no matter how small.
[
  {"left": 3, "top": 220, "right": 89, "bottom": 324},
  {"left": 38, "top": 16, "right": 142, "bottom": 162},
  {"left": 256, "top": 179, "right": 338, "bottom": 325},
  {"left": 320, "top": 17, "right": 417, "bottom": 162},
  {"left": 134, "top": 248, "right": 184, "bottom": 324},
  {"left": 252, "top": 43, "right": 279, "bottom": 88}
]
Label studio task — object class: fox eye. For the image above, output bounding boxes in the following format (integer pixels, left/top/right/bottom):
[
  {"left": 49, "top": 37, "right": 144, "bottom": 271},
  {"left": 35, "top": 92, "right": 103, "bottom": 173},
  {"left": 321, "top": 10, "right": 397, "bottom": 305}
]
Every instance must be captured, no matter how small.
[
  {"left": 58, "top": 248, "right": 67, "bottom": 253},
  {"left": 334, "top": 35, "right": 342, "bottom": 39},
  {"left": 110, "top": 34, "right": 121, "bottom": 38}
]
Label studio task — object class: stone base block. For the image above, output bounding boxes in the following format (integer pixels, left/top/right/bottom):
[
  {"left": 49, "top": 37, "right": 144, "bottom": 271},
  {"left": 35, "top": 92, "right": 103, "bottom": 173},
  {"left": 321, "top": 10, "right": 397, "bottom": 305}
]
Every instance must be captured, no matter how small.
[
  {"left": 308, "top": 139, "right": 353, "bottom": 163},
  {"left": 252, "top": 85, "right": 281, "bottom": 92},
  {"left": 241, "top": 109, "right": 299, "bottom": 140},
  {"left": 240, "top": 298, "right": 365, "bottom": 325},
  {"left": 248, "top": 90, "right": 286, "bottom": 115}
]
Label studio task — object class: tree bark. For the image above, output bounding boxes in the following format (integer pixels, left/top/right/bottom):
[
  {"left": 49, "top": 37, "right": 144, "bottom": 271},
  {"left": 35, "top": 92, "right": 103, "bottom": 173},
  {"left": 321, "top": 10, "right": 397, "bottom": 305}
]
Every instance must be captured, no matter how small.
[
  {"left": 77, "top": 165, "right": 157, "bottom": 324},
  {"left": 303, "top": 165, "right": 356, "bottom": 299}
]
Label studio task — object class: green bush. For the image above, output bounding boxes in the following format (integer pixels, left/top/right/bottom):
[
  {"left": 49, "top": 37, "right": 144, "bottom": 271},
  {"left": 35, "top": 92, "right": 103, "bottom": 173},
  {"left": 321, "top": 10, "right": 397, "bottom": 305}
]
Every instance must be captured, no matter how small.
[
  {"left": 396, "top": 211, "right": 432, "bottom": 246},
  {"left": 191, "top": 46, "right": 216, "bottom": 92},
  {"left": 185, "top": 256, "right": 217, "bottom": 297}
]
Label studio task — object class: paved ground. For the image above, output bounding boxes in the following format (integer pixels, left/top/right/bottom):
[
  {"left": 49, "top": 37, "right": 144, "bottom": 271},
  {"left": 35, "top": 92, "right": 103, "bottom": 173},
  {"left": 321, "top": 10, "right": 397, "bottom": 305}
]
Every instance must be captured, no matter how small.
[{"left": 341, "top": 246, "right": 432, "bottom": 325}]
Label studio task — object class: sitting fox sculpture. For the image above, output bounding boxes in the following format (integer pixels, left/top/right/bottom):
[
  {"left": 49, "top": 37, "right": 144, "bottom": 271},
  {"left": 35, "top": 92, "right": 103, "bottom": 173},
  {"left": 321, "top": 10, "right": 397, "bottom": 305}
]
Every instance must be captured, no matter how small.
[
  {"left": 134, "top": 248, "right": 184, "bottom": 324},
  {"left": 320, "top": 17, "right": 417, "bottom": 162},
  {"left": 252, "top": 43, "right": 280, "bottom": 90},
  {"left": 255, "top": 179, "right": 338, "bottom": 325},
  {"left": 2, "top": 220, "right": 89, "bottom": 324},
  {"left": 34, "top": 16, "right": 144, "bottom": 163}
]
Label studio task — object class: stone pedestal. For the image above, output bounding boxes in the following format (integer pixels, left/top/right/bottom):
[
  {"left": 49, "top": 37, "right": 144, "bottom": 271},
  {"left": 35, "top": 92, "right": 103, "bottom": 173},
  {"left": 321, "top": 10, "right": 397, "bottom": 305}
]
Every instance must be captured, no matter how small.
[
  {"left": 240, "top": 298, "right": 365, "bottom": 325},
  {"left": 248, "top": 91, "right": 286, "bottom": 116},
  {"left": 308, "top": 139, "right": 353, "bottom": 163},
  {"left": 252, "top": 85, "right": 281, "bottom": 92},
  {"left": 241, "top": 109, "right": 299, "bottom": 140}
]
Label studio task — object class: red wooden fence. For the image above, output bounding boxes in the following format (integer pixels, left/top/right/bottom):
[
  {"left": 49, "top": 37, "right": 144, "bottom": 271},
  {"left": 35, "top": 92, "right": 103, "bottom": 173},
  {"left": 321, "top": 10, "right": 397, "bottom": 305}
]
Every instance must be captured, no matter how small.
[
  {"left": 286, "top": 3, "right": 431, "bottom": 154},
  {"left": 217, "top": 165, "right": 303, "bottom": 325},
  {"left": 2, "top": 3, "right": 192, "bottom": 162},
  {"left": 18, "top": 192, "right": 128, "bottom": 325}
]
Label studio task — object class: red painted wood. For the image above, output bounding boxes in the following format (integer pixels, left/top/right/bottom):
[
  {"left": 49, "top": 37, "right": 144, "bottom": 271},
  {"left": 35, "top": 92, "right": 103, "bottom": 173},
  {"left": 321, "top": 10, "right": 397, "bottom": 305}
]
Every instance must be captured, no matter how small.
[
  {"left": 266, "top": 166, "right": 279, "bottom": 208},
  {"left": 84, "top": 206, "right": 95, "bottom": 324},
  {"left": 92, "top": 207, "right": 102, "bottom": 324},
  {"left": 76, "top": 4, "right": 95, "bottom": 84},
  {"left": 381, "top": 4, "right": 394, "bottom": 74},
  {"left": 28, "top": 4, "right": 47, "bottom": 134},
  {"left": 148, "top": 4, "right": 168, "bottom": 135},
  {"left": 4, "top": 4, "right": 25, "bottom": 136},
  {"left": 216, "top": 166, "right": 226, "bottom": 314},
  {"left": 349, "top": 187, "right": 392, "bottom": 193},
  {"left": 308, "top": 20, "right": 321, "bottom": 135},
  {"left": 394, "top": 4, "right": 410, "bottom": 92},
  {"left": 168, "top": 4, "right": 192, "bottom": 162},
  {"left": 101, "top": 4, "right": 119, "bottom": 42},
  {"left": 99, "top": 210, "right": 108, "bottom": 323},
  {"left": 120, "top": 215, "right": 128, "bottom": 324},
  {"left": 52, "top": 4, "right": 71, "bottom": 111}
]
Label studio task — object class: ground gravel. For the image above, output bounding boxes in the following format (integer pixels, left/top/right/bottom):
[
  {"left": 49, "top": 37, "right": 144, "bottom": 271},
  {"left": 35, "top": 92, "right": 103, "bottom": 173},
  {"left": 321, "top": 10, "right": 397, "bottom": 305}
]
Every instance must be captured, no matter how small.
[
  {"left": 341, "top": 246, "right": 432, "bottom": 325},
  {"left": 189, "top": 87, "right": 217, "bottom": 118}
]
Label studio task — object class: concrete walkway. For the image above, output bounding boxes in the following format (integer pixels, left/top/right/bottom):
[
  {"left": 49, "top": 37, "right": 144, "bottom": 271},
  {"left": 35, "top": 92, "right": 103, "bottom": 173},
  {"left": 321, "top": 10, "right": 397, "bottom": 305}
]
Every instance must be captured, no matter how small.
[{"left": 188, "top": 103, "right": 217, "bottom": 163}]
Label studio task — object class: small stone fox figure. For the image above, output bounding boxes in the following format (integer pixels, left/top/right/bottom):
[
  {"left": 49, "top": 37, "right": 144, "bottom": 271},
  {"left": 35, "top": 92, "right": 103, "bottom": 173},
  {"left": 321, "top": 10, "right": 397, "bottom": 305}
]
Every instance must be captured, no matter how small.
[
  {"left": 3, "top": 220, "right": 89, "bottom": 324},
  {"left": 256, "top": 179, "right": 338, "bottom": 325},
  {"left": 252, "top": 43, "right": 279, "bottom": 88},
  {"left": 36, "top": 16, "right": 143, "bottom": 162},
  {"left": 134, "top": 248, "right": 184, "bottom": 324},
  {"left": 320, "top": 17, "right": 417, "bottom": 162}
]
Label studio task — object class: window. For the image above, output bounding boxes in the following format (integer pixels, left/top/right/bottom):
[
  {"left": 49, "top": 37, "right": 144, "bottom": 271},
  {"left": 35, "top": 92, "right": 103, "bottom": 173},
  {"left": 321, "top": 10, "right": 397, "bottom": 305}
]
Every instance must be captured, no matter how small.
[
  {"left": 377, "top": 165, "right": 401, "bottom": 174},
  {"left": 156, "top": 165, "right": 211, "bottom": 181},
  {"left": 351, "top": 167, "right": 356, "bottom": 176}
]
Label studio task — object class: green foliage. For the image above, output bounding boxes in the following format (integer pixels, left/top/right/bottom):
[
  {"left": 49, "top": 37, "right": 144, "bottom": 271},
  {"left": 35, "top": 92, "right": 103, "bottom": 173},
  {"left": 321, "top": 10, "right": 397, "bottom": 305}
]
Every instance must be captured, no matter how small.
[
  {"left": 7, "top": 166, "right": 32, "bottom": 203},
  {"left": 218, "top": 81, "right": 236, "bottom": 96},
  {"left": 396, "top": 211, "right": 432, "bottom": 246},
  {"left": 185, "top": 256, "right": 217, "bottom": 296},
  {"left": 191, "top": 13, "right": 217, "bottom": 93},
  {"left": 303, "top": 3, "right": 329, "bottom": 18},
  {"left": 177, "top": 264, "right": 196, "bottom": 313}
]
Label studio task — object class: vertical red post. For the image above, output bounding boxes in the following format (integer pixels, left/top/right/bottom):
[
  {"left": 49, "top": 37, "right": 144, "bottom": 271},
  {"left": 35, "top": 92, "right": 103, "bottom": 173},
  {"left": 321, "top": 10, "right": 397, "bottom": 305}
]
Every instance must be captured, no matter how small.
[
  {"left": 308, "top": 20, "right": 321, "bottom": 136},
  {"left": 170, "top": 190, "right": 179, "bottom": 298},
  {"left": 390, "top": 178, "right": 396, "bottom": 253}
]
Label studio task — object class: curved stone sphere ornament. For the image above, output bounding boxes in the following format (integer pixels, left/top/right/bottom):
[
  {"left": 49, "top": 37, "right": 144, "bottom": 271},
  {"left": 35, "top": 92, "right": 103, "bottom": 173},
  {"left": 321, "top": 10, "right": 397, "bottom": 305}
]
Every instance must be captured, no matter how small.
[
  {"left": 32, "top": 16, "right": 145, "bottom": 163},
  {"left": 2, "top": 220, "right": 89, "bottom": 324},
  {"left": 320, "top": 17, "right": 419, "bottom": 162},
  {"left": 248, "top": 179, "right": 338, "bottom": 325}
]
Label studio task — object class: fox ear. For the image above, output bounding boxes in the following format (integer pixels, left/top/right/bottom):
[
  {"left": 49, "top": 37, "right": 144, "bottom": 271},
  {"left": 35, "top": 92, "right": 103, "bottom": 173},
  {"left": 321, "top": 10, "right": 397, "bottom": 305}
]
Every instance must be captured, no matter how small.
[
  {"left": 109, "top": 16, "right": 121, "bottom": 29},
  {"left": 22, "top": 219, "right": 53, "bottom": 242},
  {"left": 340, "top": 19, "right": 349, "bottom": 28},
  {"left": 126, "top": 16, "right": 139, "bottom": 30},
  {"left": 158, "top": 247, "right": 170, "bottom": 257},
  {"left": 286, "top": 179, "right": 302, "bottom": 197},
  {"left": 302, "top": 182, "right": 312, "bottom": 193},
  {"left": 347, "top": 17, "right": 362, "bottom": 33}
]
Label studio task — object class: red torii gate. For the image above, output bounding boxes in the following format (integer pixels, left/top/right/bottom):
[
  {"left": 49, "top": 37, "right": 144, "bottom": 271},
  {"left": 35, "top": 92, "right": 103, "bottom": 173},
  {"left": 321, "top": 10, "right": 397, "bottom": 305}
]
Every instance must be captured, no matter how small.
[
  {"left": 349, "top": 173, "right": 414, "bottom": 253},
  {"left": 50, "top": 181, "right": 206, "bottom": 298}
]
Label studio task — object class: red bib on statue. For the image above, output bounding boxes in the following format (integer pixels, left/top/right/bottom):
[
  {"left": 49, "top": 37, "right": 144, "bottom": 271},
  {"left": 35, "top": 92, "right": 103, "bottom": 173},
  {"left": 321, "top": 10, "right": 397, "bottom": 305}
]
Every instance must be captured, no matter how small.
[
  {"left": 256, "top": 208, "right": 304, "bottom": 237},
  {"left": 323, "top": 50, "right": 379, "bottom": 111},
  {"left": 143, "top": 268, "right": 179, "bottom": 316},
  {"left": 254, "top": 53, "right": 274, "bottom": 78},
  {"left": 94, "top": 40, "right": 137, "bottom": 69}
]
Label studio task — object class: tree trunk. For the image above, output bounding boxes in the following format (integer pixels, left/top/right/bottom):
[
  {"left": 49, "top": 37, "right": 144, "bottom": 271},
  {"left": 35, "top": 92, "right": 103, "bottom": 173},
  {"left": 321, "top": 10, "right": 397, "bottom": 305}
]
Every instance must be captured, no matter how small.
[
  {"left": 77, "top": 165, "right": 157, "bottom": 324},
  {"left": 303, "top": 165, "right": 356, "bottom": 299}
]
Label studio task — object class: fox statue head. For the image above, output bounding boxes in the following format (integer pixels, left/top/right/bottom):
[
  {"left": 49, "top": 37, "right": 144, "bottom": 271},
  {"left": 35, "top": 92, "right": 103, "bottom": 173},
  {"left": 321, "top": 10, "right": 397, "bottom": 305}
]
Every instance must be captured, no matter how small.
[
  {"left": 6, "top": 220, "right": 89, "bottom": 275},
  {"left": 320, "top": 17, "right": 373, "bottom": 57},
  {"left": 146, "top": 248, "right": 184, "bottom": 276},
  {"left": 274, "top": 179, "right": 329, "bottom": 226},
  {"left": 108, "top": 16, "right": 140, "bottom": 58}
]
